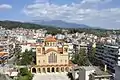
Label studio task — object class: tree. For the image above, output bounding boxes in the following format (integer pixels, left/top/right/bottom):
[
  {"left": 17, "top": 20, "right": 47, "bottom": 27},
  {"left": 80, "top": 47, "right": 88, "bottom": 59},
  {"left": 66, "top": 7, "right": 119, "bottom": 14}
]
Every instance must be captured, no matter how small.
[
  {"left": 16, "top": 49, "right": 35, "bottom": 65},
  {"left": 72, "top": 49, "right": 89, "bottom": 66},
  {"left": 17, "top": 68, "right": 33, "bottom": 80},
  {"left": 88, "top": 47, "right": 96, "bottom": 65},
  {"left": 20, "top": 68, "right": 29, "bottom": 76},
  {"left": 20, "top": 50, "right": 33, "bottom": 65},
  {"left": 88, "top": 47, "right": 105, "bottom": 66}
]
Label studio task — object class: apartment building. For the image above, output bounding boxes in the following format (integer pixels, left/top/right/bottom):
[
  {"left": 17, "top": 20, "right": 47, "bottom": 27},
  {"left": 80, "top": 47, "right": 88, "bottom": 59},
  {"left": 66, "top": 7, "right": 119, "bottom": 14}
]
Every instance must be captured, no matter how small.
[
  {"left": 0, "top": 28, "right": 9, "bottom": 64},
  {"left": 72, "top": 66, "right": 112, "bottom": 80},
  {"left": 89, "top": 70, "right": 112, "bottom": 80},
  {"left": 95, "top": 43, "right": 120, "bottom": 73}
]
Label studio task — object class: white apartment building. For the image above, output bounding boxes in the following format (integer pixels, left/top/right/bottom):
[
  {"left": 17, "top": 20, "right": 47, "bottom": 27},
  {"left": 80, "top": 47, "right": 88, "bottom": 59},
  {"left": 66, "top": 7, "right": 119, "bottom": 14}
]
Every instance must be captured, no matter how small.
[
  {"left": 95, "top": 43, "right": 120, "bottom": 73},
  {"left": 72, "top": 66, "right": 112, "bottom": 80},
  {"left": 72, "top": 66, "right": 95, "bottom": 80},
  {"left": 67, "top": 43, "right": 74, "bottom": 59}
]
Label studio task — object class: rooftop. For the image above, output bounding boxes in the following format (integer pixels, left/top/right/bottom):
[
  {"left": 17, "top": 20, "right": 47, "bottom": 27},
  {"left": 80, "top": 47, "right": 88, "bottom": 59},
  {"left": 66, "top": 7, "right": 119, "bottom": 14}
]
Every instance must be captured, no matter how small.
[
  {"left": 0, "top": 52, "right": 8, "bottom": 57},
  {"left": 45, "top": 36, "right": 57, "bottom": 42},
  {"left": 104, "top": 44, "right": 119, "bottom": 49},
  {"left": 73, "top": 66, "right": 96, "bottom": 71},
  {"left": 73, "top": 66, "right": 112, "bottom": 77},
  {"left": 91, "top": 67, "right": 112, "bottom": 77}
]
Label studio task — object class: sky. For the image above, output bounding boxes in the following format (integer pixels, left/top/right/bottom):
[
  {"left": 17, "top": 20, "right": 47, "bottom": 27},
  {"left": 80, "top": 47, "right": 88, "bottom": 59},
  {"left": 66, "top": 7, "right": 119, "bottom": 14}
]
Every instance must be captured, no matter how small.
[{"left": 0, "top": 0, "right": 120, "bottom": 29}]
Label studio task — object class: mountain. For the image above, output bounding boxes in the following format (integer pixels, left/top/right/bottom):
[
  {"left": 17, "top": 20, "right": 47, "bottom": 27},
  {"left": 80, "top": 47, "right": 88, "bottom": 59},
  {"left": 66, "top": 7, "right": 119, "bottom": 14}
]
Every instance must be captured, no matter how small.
[
  {"left": 32, "top": 20, "right": 89, "bottom": 28},
  {"left": 0, "top": 20, "right": 60, "bottom": 30}
]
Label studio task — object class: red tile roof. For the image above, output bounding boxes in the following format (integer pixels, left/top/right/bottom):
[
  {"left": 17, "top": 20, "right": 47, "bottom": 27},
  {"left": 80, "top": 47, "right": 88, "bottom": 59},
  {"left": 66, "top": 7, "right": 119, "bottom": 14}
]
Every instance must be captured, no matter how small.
[
  {"left": 0, "top": 52, "right": 8, "bottom": 57},
  {"left": 45, "top": 36, "right": 57, "bottom": 42}
]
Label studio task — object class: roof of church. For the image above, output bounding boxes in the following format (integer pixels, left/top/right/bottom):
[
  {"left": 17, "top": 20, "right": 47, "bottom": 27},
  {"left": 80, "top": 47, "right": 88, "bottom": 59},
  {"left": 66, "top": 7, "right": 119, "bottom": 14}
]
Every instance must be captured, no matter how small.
[{"left": 45, "top": 36, "right": 57, "bottom": 42}]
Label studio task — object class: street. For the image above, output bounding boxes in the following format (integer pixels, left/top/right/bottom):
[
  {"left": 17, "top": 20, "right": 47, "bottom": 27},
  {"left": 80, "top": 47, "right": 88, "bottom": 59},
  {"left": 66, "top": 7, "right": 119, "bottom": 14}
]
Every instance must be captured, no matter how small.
[{"left": 7, "top": 54, "right": 16, "bottom": 65}]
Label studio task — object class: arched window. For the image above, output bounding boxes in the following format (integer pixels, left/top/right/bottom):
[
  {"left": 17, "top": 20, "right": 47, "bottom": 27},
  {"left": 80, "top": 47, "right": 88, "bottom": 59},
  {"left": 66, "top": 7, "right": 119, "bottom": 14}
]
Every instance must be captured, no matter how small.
[
  {"left": 50, "top": 42, "right": 52, "bottom": 46},
  {"left": 32, "top": 68, "right": 36, "bottom": 73},
  {"left": 38, "top": 68, "right": 41, "bottom": 73},
  {"left": 42, "top": 68, "right": 46, "bottom": 73},
  {"left": 38, "top": 60, "right": 40, "bottom": 63},
  {"left": 48, "top": 52, "right": 57, "bottom": 63},
  {"left": 37, "top": 48, "right": 41, "bottom": 53},
  {"left": 47, "top": 68, "right": 50, "bottom": 72},
  {"left": 64, "top": 48, "right": 68, "bottom": 52},
  {"left": 56, "top": 67, "right": 59, "bottom": 72}
]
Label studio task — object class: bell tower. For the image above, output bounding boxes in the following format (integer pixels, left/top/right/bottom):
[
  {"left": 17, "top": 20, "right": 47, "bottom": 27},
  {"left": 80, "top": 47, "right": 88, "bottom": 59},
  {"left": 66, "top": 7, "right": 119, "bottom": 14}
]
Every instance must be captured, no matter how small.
[
  {"left": 36, "top": 46, "right": 42, "bottom": 55},
  {"left": 63, "top": 44, "right": 69, "bottom": 54},
  {"left": 36, "top": 46, "right": 42, "bottom": 65}
]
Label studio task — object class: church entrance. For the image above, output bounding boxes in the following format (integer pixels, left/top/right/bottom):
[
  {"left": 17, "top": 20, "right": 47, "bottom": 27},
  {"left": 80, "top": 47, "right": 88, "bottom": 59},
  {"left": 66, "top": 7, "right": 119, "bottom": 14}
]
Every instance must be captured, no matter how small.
[
  {"left": 47, "top": 68, "right": 50, "bottom": 73},
  {"left": 31, "top": 66, "right": 71, "bottom": 73},
  {"left": 56, "top": 67, "right": 59, "bottom": 72},
  {"left": 38, "top": 68, "right": 41, "bottom": 73},
  {"left": 32, "top": 68, "right": 36, "bottom": 73},
  {"left": 43, "top": 68, "right": 46, "bottom": 73},
  {"left": 52, "top": 67, "right": 55, "bottom": 72}
]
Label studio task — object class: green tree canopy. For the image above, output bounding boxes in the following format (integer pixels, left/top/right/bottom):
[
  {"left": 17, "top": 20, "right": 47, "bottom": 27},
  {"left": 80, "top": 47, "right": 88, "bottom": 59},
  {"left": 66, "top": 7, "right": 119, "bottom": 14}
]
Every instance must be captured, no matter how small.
[
  {"left": 72, "top": 49, "right": 89, "bottom": 66},
  {"left": 18, "top": 68, "right": 33, "bottom": 80}
]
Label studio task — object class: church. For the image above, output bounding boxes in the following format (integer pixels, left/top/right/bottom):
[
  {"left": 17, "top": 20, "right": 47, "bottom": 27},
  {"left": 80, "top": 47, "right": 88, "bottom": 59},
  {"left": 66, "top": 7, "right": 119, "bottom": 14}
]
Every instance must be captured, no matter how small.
[{"left": 31, "top": 36, "right": 73, "bottom": 73}]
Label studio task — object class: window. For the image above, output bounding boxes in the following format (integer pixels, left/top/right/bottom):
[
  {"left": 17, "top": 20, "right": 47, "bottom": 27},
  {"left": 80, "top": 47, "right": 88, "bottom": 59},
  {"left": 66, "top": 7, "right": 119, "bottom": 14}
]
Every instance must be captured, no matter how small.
[
  {"left": 64, "top": 48, "right": 68, "bottom": 52},
  {"left": 60, "top": 52, "right": 63, "bottom": 54},
  {"left": 65, "top": 60, "right": 67, "bottom": 63},
  {"left": 38, "top": 60, "right": 40, "bottom": 63},
  {"left": 37, "top": 48, "right": 41, "bottom": 53},
  {"left": 43, "top": 60, "right": 45, "bottom": 63},
  {"left": 47, "top": 42, "right": 49, "bottom": 46},
  {"left": 50, "top": 42, "right": 52, "bottom": 46},
  {"left": 48, "top": 52, "right": 57, "bottom": 63},
  {"left": 52, "top": 42, "right": 53, "bottom": 46}
]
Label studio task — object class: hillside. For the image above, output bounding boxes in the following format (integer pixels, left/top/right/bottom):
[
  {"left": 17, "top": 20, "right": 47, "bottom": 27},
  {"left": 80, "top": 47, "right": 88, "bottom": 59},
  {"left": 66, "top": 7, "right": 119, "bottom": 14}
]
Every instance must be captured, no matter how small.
[
  {"left": 0, "top": 20, "right": 119, "bottom": 36},
  {"left": 0, "top": 20, "right": 63, "bottom": 35},
  {"left": 32, "top": 20, "right": 89, "bottom": 28},
  {"left": 0, "top": 20, "right": 47, "bottom": 29}
]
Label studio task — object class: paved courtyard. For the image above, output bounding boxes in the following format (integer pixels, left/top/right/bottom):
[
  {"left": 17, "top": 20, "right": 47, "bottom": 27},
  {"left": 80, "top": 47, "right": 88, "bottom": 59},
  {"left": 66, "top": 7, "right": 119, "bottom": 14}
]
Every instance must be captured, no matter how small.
[{"left": 33, "top": 73, "right": 70, "bottom": 80}]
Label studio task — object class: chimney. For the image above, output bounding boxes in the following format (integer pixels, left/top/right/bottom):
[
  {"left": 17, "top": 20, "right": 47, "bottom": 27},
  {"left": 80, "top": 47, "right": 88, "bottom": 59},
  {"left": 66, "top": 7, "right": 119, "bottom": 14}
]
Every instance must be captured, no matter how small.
[{"left": 104, "top": 65, "right": 107, "bottom": 72}]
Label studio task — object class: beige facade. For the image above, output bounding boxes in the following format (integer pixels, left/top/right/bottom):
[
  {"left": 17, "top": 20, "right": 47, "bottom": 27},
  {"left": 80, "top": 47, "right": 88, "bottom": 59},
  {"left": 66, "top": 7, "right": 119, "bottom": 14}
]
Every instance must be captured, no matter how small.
[{"left": 31, "top": 36, "right": 73, "bottom": 73}]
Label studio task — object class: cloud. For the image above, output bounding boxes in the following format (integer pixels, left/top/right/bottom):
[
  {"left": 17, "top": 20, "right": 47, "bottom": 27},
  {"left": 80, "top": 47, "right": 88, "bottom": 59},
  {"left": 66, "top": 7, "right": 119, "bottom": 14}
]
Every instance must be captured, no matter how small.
[
  {"left": 81, "top": 0, "right": 112, "bottom": 4},
  {"left": 23, "top": 1, "right": 120, "bottom": 29},
  {"left": 115, "top": 19, "right": 120, "bottom": 23},
  {"left": 23, "top": 3, "right": 91, "bottom": 20},
  {"left": 23, "top": 3, "right": 120, "bottom": 20},
  {"left": 0, "top": 4, "right": 12, "bottom": 9},
  {"left": 81, "top": 0, "right": 101, "bottom": 3}
]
